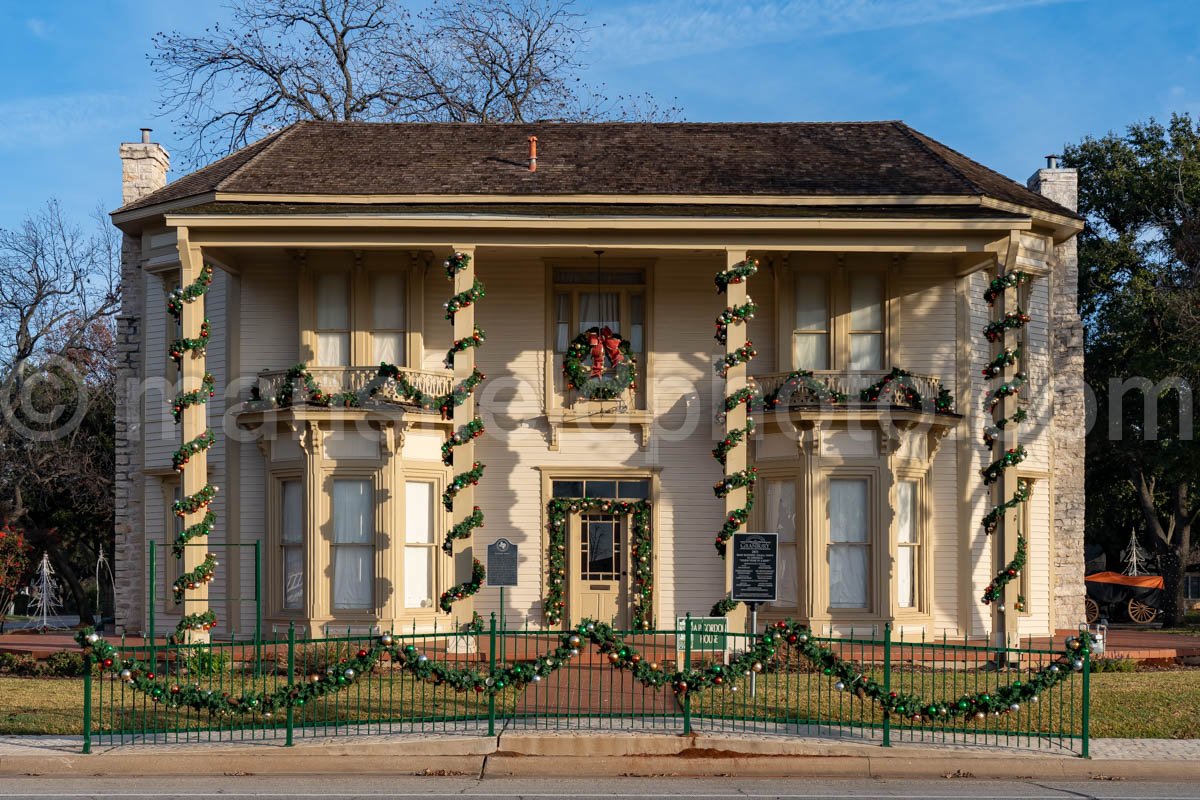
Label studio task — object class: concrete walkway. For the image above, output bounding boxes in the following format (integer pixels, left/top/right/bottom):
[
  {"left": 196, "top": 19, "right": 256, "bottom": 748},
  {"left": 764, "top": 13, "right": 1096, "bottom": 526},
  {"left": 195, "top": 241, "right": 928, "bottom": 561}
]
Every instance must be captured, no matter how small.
[{"left": 2, "top": 731, "right": 1199, "bottom": 780}]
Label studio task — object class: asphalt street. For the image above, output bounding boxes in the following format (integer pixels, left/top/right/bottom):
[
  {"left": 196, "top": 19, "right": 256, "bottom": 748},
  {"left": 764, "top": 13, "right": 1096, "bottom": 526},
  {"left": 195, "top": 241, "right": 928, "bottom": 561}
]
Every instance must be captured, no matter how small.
[{"left": 2, "top": 776, "right": 1199, "bottom": 800}]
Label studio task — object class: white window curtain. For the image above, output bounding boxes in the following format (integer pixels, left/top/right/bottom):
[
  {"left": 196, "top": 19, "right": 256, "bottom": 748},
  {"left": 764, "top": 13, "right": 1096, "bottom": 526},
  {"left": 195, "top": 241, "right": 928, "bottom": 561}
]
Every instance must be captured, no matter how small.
[
  {"left": 829, "top": 478, "right": 869, "bottom": 609},
  {"left": 579, "top": 292, "right": 620, "bottom": 335},
  {"left": 555, "top": 294, "right": 570, "bottom": 352},
  {"left": 766, "top": 479, "right": 798, "bottom": 608},
  {"left": 332, "top": 479, "right": 373, "bottom": 609},
  {"left": 630, "top": 293, "right": 645, "bottom": 353},
  {"left": 404, "top": 481, "right": 434, "bottom": 609},
  {"left": 793, "top": 274, "right": 829, "bottom": 370},
  {"left": 371, "top": 273, "right": 406, "bottom": 365},
  {"left": 281, "top": 480, "right": 304, "bottom": 610},
  {"left": 896, "top": 480, "right": 918, "bottom": 609},
  {"left": 849, "top": 274, "right": 883, "bottom": 371},
  {"left": 316, "top": 272, "right": 350, "bottom": 366}
]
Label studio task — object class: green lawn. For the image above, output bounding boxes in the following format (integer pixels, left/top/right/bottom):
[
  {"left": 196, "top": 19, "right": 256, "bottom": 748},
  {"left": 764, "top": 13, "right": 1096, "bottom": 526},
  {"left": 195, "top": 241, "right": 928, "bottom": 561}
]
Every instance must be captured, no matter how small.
[{"left": 2, "top": 668, "right": 1197, "bottom": 740}]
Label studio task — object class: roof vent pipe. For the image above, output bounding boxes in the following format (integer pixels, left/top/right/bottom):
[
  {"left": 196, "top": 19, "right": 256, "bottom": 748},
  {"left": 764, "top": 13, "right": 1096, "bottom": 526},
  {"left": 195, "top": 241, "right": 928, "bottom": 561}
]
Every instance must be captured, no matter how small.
[
  {"left": 141, "top": 128, "right": 153, "bottom": 144},
  {"left": 1045, "top": 154, "right": 1059, "bottom": 169},
  {"left": 528, "top": 136, "right": 538, "bottom": 172}
]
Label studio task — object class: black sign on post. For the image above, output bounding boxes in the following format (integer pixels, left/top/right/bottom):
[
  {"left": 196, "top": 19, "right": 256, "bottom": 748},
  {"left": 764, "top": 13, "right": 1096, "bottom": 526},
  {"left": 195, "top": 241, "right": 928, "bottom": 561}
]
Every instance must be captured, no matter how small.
[
  {"left": 731, "top": 532, "right": 778, "bottom": 603},
  {"left": 486, "top": 538, "right": 519, "bottom": 588}
]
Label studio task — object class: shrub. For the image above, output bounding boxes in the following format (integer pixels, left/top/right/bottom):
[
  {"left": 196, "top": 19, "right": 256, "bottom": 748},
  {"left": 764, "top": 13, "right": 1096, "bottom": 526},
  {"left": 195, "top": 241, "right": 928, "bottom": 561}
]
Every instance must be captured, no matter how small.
[
  {"left": 1091, "top": 657, "right": 1137, "bottom": 673},
  {"left": 183, "top": 645, "right": 230, "bottom": 676},
  {"left": 0, "top": 652, "right": 38, "bottom": 675},
  {"left": 44, "top": 650, "right": 88, "bottom": 677},
  {"left": 0, "top": 524, "right": 32, "bottom": 624}
]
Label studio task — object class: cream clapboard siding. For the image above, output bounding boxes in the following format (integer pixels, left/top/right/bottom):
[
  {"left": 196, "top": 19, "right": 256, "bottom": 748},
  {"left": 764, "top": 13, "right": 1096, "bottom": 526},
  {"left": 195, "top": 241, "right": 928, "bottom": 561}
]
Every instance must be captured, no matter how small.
[
  {"left": 464, "top": 254, "right": 733, "bottom": 624},
  {"left": 238, "top": 256, "right": 300, "bottom": 632},
  {"left": 895, "top": 259, "right": 960, "bottom": 633},
  {"left": 136, "top": 246, "right": 1062, "bottom": 638}
]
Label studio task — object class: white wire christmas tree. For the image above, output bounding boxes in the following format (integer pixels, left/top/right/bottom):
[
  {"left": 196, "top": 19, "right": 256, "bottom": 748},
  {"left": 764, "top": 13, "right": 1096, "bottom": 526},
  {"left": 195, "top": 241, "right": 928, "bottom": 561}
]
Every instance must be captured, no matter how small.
[
  {"left": 30, "top": 552, "right": 62, "bottom": 631},
  {"left": 1121, "top": 527, "right": 1154, "bottom": 576}
]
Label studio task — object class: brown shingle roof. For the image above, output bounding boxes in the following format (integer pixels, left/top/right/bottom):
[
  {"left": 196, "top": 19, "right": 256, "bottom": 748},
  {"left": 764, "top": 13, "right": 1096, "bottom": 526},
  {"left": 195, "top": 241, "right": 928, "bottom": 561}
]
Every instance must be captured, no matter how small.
[{"left": 120, "top": 121, "right": 1075, "bottom": 218}]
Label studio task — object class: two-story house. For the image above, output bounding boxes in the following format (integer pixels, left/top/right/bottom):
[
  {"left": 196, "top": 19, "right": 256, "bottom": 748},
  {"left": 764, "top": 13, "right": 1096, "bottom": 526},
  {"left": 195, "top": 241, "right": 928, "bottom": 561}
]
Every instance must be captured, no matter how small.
[{"left": 111, "top": 122, "right": 1085, "bottom": 642}]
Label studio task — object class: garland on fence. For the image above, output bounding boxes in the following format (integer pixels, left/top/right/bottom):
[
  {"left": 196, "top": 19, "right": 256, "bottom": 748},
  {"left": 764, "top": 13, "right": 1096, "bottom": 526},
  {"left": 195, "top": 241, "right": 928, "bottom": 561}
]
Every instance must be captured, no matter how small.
[
  {"left": 76, "top": 620, "right": 1092, "bottom": 721},
  {"left": 858, "top": 368, "right": 956, "bottom": 414},
  {"left": 562, "top": 327, "right": 638, "bottom": 400},
  {"left": 166, "top": 263, "right": 219, "bottom": 639},
  {"left": 763, "top": 369, "right": 849, "bottom": 408},
  {"left": 273, "top": 364, "right": 360, "bottom": 408},
  {"left": 545, "top": 498, "right": 653, "bottom": 629},
  {"left": 710, "top": 259, "right": 760, "bottom": 617},
  {"left": 978, "top": 270, "right": 1034, "bottom": 612}
]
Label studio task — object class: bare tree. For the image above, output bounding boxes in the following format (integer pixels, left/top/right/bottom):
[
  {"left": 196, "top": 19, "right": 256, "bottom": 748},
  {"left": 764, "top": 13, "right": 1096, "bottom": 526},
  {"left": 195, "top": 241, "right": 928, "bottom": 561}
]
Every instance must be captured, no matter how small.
[
  {"left": 152, "top": 0, "right": 679, "bottom": 164},
  {"left": 0, "top": 201, "right": 120, "bottom": 625}
]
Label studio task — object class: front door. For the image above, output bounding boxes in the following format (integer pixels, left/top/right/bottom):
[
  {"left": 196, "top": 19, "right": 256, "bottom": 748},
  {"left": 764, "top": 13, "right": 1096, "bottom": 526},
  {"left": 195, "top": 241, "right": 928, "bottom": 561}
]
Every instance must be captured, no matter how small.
[{"left": 570, "top": 513, "right": 628, "bottom": 627}]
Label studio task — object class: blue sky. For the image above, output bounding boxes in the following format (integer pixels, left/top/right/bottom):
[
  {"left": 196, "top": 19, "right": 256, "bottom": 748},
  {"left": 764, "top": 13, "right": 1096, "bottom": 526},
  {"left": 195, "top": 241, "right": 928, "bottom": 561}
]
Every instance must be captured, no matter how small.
[{"left": 1, "top": 0, "right": 1198, "bottom": 230}]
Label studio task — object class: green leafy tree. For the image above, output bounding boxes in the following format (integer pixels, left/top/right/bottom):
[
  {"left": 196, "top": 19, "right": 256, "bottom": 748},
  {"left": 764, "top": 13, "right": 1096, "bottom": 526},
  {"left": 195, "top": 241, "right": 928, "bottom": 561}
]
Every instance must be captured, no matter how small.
[{"left": 1065, "top": 114, "right": 1200, "bottom": 625}]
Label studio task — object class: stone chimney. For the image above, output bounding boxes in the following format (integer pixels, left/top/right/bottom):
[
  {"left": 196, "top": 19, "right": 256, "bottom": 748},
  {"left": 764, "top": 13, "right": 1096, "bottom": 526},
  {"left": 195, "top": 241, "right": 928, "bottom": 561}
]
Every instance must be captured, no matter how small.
[
  {"left": 1028, "top": 156, "right": 1086, "bottom": 629},
  {"left": 113, "top": 127, "right": 169, "bottom": 636},
  {"left": 119, "top": 128, "right": 170, "bottom": 205}
]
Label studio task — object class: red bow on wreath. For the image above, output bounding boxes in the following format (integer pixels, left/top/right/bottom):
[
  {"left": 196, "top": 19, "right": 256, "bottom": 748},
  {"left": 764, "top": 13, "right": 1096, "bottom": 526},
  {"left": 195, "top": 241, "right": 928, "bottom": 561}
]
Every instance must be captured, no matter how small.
[{"left": 588, "top": 326, "right": 625, "bottom": 378}]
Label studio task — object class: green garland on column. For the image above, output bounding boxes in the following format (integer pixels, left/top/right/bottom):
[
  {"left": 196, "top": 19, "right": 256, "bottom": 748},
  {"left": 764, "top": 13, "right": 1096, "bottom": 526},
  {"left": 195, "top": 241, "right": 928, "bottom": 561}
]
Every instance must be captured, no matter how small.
[
  {"left": 167, "top": 263, "right": 219, "bottom": 639},
  {"left": 544, "top": 498, "right": 653, "bottom": 629},
  {"left": 709, "top": 259, "right": 761, "bottom": 617},
  {"left": 77, "top": 619, "right": 1091, "bottom": 719},
  {"left": 978, "top": 271, "right": 1034, "bottom": 613}
]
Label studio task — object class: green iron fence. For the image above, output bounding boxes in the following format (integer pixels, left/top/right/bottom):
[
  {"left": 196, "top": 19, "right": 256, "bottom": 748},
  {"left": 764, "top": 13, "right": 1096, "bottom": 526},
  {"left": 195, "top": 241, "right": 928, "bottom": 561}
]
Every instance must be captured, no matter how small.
[{"left": 81, "top": 617, "right": 1090, "bottom": 756}]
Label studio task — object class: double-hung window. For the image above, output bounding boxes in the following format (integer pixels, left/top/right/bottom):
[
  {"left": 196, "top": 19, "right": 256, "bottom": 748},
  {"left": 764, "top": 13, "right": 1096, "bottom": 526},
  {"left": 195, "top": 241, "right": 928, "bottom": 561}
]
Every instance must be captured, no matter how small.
[
  {"left": 331, "top": 479, "right": 374, "bottom": 610},
  {"left": 371, "top": 271, "right": 407, "bottom": 366},
  {"left": 895, "top": 479, "right": 920, "bottom": 610},
  {"left": 788, "top": 269, "right": 886, "bottom": 372},
  {"left": 280, "top": 479, "right": 304, "bottom": 611},
  {"left": 848, "top": 274, "right": 884, "bottom": 371},
  {"left": 403, "top": 481, "right": 436, "bottom": 609},
  {"left": 552, "top": 267, "right": 645, "bottom": 402},
  {"left": 793, "top": 274, "right": 830, "bottom": 370},
  {"left": 315, "top": 272, "right": 351, "bottom": 367},
  {"left": 765, "top": 479, "right": 798, "bottom": 608},
  {"left": 828, "top": 477, "right": 870, "bottom": 610}
]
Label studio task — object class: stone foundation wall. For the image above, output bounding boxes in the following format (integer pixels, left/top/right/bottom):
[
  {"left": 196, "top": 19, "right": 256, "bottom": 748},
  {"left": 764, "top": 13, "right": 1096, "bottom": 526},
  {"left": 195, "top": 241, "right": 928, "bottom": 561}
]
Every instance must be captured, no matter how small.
[{"left": 1028, "top": 167, "right": 1086, "bottom": 628}]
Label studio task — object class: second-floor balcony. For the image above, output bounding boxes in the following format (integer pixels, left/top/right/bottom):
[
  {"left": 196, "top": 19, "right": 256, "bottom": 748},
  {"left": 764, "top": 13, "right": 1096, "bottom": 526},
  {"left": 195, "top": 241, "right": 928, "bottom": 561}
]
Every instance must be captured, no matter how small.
[
  {"left": 252, "top": 366, "right": 454, "bottom": 412},
  {"left": 751, "top": 369, "right": 954, "bottom": 415}
]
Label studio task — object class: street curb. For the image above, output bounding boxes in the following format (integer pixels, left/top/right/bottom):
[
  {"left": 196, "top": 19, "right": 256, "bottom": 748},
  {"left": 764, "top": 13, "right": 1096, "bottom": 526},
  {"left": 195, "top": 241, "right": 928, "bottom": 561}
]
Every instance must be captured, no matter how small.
[{"left": 3, "top": 734, "right": 1200, "bottom": 781}]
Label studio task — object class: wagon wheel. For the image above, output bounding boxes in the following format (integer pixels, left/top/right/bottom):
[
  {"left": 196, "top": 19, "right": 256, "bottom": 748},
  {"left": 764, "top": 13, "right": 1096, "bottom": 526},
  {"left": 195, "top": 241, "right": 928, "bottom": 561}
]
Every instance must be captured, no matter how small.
[
  {"left": 1127, "top": 597, "right": 1158, "bottom": 624},
  {"left": 1084, "top": 597, "right": 1100, "bottom": 624}
]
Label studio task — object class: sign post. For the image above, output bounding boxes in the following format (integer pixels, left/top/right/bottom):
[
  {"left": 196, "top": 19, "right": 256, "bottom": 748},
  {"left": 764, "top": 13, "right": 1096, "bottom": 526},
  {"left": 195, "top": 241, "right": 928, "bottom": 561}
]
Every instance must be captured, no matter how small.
[
  {"left": 486, "top": 538, "right": 518, "bottom": 663},
  {"left": 731, "top": 532, "right": 778, "bottom": 694}
]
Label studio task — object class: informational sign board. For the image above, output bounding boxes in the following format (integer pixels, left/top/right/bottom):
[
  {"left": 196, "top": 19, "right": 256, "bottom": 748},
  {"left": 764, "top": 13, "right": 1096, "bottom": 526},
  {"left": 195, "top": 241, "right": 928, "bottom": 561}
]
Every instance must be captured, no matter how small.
[
  {"left": 731, "top": 531, "right": 778, "bottom": 603},
  {"left": 486, "top": 538, "right": 519, "bottom": 587},
  {"left": 675, "top": 617, "right": 728, "bottom": 652}
]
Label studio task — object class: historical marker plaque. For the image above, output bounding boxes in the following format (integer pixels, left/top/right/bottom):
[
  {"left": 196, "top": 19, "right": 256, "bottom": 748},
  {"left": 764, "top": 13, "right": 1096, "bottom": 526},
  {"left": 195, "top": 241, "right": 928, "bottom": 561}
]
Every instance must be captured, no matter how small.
[
  {"left": 486, "top": 538, "right": 519, "bottom": 587},
  {"left": 731, "top": 532, "right": 778, "bottom": 603}
]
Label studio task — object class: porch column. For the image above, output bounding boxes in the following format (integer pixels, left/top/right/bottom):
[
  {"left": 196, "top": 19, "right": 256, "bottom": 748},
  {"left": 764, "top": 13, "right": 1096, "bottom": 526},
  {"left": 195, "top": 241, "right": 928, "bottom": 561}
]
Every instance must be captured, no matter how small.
[
  {"left": 450, "top": 245, "right": 478, "bottom": 622},
  {"left": 176, "top": 228, "right": 212, "bottom": 644},
  {"left": 993, "top": 237, "right": 1022, "bottom": 652},
  {"left": 723, "top": 248, "right": 749, "bottom": 633}
]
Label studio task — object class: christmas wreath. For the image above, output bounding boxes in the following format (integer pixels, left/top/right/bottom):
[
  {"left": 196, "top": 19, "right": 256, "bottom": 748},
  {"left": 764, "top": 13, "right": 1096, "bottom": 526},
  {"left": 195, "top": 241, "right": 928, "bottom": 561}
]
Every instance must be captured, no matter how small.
[{"left": 562, "top": 326, "right": 637, "bottom": 400}]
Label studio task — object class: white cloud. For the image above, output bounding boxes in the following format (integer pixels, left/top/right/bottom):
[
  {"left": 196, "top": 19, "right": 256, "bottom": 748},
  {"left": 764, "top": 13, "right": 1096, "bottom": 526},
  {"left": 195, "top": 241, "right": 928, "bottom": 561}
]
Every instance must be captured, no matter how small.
[
  {"left": 590, "top": 0, "right": 1075, "bottom": 66},
  {"left": 25, "top": 17, "right": 49, "bottom": 39}
]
